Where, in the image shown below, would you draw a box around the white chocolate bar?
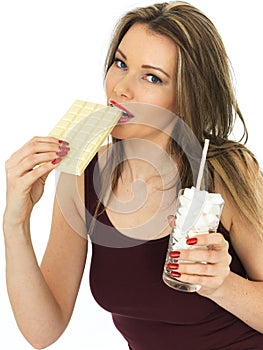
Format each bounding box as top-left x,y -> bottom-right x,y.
48,100 -> 121,175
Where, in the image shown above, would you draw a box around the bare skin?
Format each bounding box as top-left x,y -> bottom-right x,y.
3,23 -> 263,349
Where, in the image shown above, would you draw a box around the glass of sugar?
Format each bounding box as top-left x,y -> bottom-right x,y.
162,139 -> 224,292
162,186 -> 224,292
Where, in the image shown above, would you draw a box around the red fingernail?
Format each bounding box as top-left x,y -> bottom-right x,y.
186,238 -> 198,245
59,145 -> 70,150
167,263 -> 179,270
52,157 -> 62,165
169,251 -> 181,258
59,140 -> 70,146
171,271 -> 181,278
56,149 -> 69,157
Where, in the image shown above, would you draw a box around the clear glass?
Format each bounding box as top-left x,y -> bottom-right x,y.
163,187 -> 224,292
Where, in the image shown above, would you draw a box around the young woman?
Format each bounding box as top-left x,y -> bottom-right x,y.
3,2 -> 263,349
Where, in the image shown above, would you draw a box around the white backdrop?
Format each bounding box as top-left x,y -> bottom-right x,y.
0,1 -> 262,349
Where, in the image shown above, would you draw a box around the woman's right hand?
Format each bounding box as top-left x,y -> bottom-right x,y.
4,136 -> 70,228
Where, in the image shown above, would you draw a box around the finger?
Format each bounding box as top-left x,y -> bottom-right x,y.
187,232 -> 229,251
7,146 -> 69,179
20,153 -> 63,176
7,138 -> 70,174
8,136 -> 62,166
172,272 -> 224,290
177,247 -> 225,264
168,261 -> 223,277
19,160 -> 60,191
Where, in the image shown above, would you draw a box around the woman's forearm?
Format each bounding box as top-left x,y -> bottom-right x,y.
4,221 -> 66,349
206,272 -> 263,333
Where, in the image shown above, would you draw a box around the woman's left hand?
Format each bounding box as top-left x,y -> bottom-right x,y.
168,232 -> 232,296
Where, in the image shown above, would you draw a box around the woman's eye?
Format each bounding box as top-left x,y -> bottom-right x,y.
145,74 -> 162,84
114,58 -> 127,70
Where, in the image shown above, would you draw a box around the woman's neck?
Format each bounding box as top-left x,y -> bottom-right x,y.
120,138 -> 177,185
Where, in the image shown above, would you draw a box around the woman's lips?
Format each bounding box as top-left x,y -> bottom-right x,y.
109,100 -> 135,123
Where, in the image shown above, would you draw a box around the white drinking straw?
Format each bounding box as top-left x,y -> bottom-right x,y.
196,139 -> 210,191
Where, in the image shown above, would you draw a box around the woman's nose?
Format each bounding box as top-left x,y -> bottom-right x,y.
113,74 -> 134,100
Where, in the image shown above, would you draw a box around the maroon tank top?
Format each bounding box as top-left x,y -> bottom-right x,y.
85,154 -> 263,350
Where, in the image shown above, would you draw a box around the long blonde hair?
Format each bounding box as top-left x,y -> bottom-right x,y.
94,1 -> 263,239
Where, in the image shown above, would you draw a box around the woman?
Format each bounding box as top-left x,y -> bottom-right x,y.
3,2 -> 263,349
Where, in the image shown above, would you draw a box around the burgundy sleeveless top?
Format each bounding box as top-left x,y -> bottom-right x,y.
85,154 -> 263,350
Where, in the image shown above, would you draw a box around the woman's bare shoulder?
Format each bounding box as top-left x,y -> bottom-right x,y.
214,152 -> 263,280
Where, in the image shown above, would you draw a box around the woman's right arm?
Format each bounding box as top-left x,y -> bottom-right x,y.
3,137 -> 88,349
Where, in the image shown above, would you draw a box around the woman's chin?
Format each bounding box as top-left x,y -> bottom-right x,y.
111,124 -> 138,140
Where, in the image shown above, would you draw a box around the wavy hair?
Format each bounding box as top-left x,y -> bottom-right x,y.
92,1 -> 263,239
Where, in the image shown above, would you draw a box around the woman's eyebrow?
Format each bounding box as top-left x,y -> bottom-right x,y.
116,48 -> 127,60
116,48 -> 171,79
141,64 -> 171,78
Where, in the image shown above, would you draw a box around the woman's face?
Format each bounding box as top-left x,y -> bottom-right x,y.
105,23 -> 178,143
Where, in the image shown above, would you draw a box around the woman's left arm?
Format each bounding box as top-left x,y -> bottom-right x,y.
204,206 -> 263,333
173,210 -> 263,333
207,158 -> 263,333
170,160 -> 263,333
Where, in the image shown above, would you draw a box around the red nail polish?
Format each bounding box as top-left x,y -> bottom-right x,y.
59,145 -> 70,150
52,157 -> 62,165
167,263 -> 179,270
171,271 -> 181,278
56,150 -> 69,157
169,251 -> 181,258
186,237 -> 198,245
59,140 -> 70,146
